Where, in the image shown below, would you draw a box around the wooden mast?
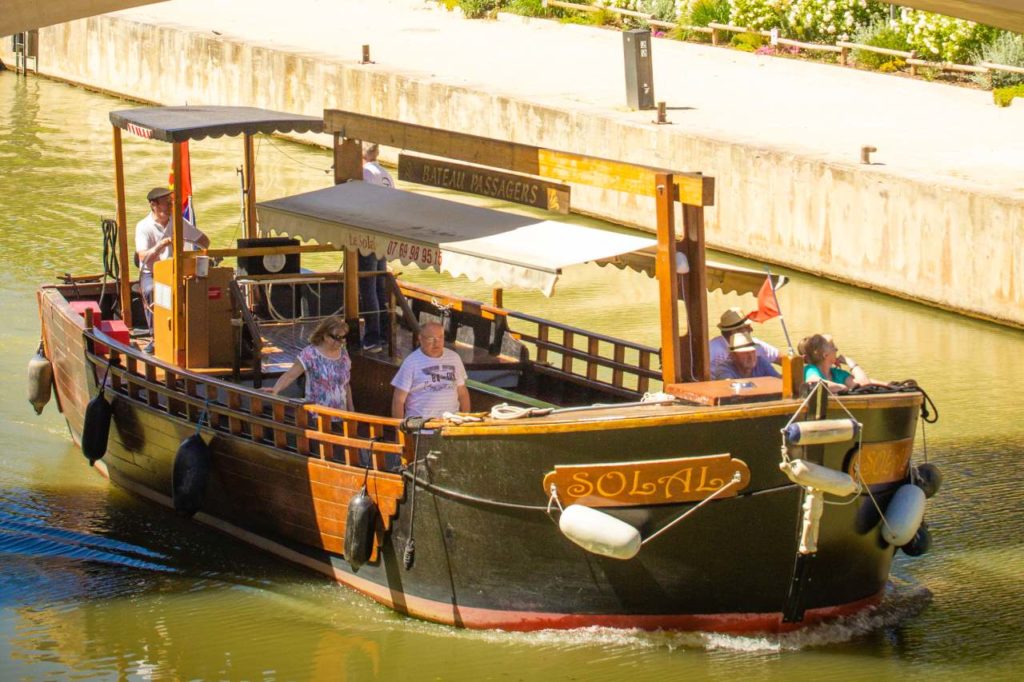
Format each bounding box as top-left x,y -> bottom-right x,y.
333,132 -> 364,344
681,202 -> 710,381
243,133 -> 258,239
654,172 -> 681,385
171,142 -> 185,366
112,125 -> 132,328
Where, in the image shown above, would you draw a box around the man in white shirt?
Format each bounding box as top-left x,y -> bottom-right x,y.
709,307 -> 780,371
358,143 -> 394,352
135,186 -> 209,334
391,322 -> 471,419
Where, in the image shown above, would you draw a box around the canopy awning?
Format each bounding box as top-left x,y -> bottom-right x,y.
109,106 -> 323,143
257,182 -> 783,297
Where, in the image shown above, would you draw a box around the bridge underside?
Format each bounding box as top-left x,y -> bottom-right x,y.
1,2 -> 1022,57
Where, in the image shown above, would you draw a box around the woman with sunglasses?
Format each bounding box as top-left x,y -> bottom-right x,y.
799,333 -> 871,392
264,317 -> 354,412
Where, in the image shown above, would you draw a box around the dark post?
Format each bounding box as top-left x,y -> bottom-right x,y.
623,29 -> 655,111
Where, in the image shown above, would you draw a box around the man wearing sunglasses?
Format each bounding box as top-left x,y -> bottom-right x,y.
391,322 -> 470,419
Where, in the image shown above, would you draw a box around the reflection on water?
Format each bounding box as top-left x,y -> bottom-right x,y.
2,70 -> 1024,680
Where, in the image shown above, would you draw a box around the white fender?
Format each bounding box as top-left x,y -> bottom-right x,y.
559,504 -> 641,561
783,419 -> 859,445
881,484 -> 927,546
779,459 -> 858,497
27,349 -> 53,415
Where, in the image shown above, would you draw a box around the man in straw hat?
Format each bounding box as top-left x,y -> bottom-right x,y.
712,331 -> 781,380
710,307 -> 780,370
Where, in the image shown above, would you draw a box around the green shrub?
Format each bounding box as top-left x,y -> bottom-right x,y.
458,0 -> 500,18
508,0 -> 548,17
993,83 -> 1024,106
640,0 -> 683,23
852,20 -> 911,70
687,0 -> 731,27
877,59 -> 905,73
896,9 -> 999,63
731,31 -> 765,51
974,32 -> 1024,89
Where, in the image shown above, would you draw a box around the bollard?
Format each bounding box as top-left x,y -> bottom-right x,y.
361,44 -> 372,64
654,101 -> 668,124
860,146 -> 877,164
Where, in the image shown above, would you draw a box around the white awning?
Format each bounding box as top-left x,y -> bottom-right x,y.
257,182 -> 655,296
257,182 -> 785,297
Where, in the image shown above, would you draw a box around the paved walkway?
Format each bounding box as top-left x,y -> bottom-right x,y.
114,0 -> 1024,198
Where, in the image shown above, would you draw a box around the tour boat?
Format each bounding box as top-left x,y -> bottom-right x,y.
33,106 -> 939,632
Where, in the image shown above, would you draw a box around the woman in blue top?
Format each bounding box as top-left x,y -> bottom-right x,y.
800,334 -> 870,391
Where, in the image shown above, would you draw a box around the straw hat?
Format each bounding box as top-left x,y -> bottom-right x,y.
728,331 -> 757,353
717,307 -> 749,332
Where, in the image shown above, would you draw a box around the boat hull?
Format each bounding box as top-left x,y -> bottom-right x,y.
39,287 -> 921,633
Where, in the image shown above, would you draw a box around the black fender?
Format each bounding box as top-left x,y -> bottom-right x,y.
344,485 -> 379,572
82,393 -> 113,464
173,434 -> 211,518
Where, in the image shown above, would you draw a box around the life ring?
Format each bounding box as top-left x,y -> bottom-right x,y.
344,486 -> 379,572
27,347 -> 53,415
172,434 -> 211,518
81,393 -> 113,464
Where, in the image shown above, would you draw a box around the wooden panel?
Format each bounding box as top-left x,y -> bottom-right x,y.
665,377 -> 784,406
847,438 -> 914,485
323,110 -> 713,205
542,454 -> 750,507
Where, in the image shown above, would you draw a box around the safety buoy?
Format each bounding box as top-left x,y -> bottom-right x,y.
344,485 -> 379,572
81,393 -> 113,465
779,459 -> 858,497
783,418 -> 859,445
881,484 -> 927,546
27,348 -> 53,415
172,435 -> 211,517
900,520 -> 932,557
913,463 -> 943,499
558,504 -> 642,560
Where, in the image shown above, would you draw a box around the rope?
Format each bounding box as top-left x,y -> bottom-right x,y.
194,397 -> 211,436
641,472 -> 743,545
489,403 -> 553,420
99,218 -> 119,317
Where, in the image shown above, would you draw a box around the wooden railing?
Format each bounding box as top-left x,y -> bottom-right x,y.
543,1 -> 1021,84
87,329 -> 411,469
399,282 -> 661,396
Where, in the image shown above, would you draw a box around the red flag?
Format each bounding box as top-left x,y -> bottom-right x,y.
747,276 -> 780,323
168,141 -> 196,225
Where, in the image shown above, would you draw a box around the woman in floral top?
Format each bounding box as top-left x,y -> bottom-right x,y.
264,317 -> 353,411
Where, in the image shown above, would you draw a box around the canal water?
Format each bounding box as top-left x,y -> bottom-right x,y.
1,70 -> 1022,681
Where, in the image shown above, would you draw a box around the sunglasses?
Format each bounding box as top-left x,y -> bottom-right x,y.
328,333 -> 346,343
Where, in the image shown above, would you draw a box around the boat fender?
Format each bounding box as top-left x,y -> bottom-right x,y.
558,504 -> 641,561
779,459 -> 858,497
900,520 -> 932,557
783,419 -> 859,445
881,484 -> 927,547
172,435 -> 211,517
81,393 -> 113,465
913,463 -> 943,499
344,485 -> 379,572
27,348 -> 53,415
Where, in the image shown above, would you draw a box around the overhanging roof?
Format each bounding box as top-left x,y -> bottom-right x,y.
257,182 -> 780,297
109,106 -> 323,143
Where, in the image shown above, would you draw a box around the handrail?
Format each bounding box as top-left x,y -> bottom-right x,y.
84,329 -> 410,471
398,281 -> 660,394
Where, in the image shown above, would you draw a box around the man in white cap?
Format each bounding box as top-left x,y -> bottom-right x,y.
713,331 -> 781,380
135,186 -> 209,341
709,307 -> 780,370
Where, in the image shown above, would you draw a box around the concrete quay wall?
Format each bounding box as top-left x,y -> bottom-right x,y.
4,14 -> 1022,328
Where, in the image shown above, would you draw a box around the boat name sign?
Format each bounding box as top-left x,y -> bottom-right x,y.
543,454 -> 750,508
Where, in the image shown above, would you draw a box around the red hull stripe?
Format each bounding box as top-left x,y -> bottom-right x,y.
95,461 -> 881,633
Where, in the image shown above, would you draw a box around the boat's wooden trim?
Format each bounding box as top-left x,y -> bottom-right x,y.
323,110 -> 714,207
441,392 -> 922,436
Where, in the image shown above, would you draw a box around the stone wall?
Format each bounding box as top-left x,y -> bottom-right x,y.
4,13 -> 1021,327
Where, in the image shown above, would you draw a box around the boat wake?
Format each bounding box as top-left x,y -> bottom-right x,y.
461,580 -> 933,653
0,503 -> 175,573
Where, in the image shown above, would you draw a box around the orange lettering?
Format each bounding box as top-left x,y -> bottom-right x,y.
658,467 -> 694,498
596,471 -> 627,498
566,472 -> 594,499
628,469 -> 657,496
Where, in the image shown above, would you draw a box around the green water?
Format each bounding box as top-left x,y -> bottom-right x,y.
1,71 -> 1023,680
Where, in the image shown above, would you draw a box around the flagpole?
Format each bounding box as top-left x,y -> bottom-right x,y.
766,269 -> 794,355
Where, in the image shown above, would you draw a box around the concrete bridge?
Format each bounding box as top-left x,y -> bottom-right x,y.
4,1 -> 1024,37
